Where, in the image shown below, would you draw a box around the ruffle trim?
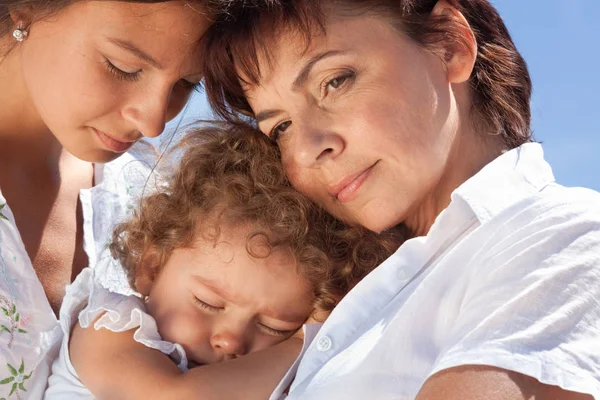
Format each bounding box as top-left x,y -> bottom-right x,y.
63,268 -> 188,371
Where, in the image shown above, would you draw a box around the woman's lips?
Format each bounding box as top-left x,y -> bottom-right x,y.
93,128 -> 136,153
329,162 -> 378,204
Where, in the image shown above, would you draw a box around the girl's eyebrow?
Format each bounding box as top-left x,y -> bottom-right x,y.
263,306 -> 309,324
192,275 -> 233,302
106,37 -> 163,69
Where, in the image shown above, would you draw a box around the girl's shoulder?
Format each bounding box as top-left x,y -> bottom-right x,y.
0,189 -> 62,399
59,268 -> 187,371
45,268 -> 187,398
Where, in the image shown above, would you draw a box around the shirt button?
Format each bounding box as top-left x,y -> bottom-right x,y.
316,335 -> 332,352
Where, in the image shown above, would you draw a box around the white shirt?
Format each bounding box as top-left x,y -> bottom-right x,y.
272,143 -> 600,400
44,268 -> 187,399
0,142 -> 158,399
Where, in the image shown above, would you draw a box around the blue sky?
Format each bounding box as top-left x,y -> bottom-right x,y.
495,0 -> 600,190
174,0 -> 599,191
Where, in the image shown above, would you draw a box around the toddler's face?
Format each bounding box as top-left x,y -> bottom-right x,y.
145,224 -> 314,365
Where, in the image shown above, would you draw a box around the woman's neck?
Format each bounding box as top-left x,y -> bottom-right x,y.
403,94 -> 507,238
0,43 -> 64,170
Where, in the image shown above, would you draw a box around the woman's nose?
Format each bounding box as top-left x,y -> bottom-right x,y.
291,121 -> 345,168
121,86 -> 171,139
210,330 -> 247,359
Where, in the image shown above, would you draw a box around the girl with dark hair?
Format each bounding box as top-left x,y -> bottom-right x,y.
0,1 -> 212,397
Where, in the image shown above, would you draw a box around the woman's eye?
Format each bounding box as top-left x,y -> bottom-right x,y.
270,120 -> 292,142
323,72 -> 354,95
328,77 -> 345,90
104,58 -> 142,82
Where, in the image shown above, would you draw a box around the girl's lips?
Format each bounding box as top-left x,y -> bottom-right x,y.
330,162 -> 378,204
92,128 -> 136,153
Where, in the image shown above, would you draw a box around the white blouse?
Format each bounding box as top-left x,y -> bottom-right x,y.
0,142 -> 159,399
272,143 -> 600,399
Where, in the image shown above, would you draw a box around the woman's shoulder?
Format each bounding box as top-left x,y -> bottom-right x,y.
489,181 -> 600,233
512,182 -> 600,234
538,182 -> 600,212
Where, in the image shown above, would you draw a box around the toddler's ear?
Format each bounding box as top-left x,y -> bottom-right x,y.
135,270 -> 154,297
134,252 -> 159,296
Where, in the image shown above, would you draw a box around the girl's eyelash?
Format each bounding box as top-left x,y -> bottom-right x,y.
104,58 -> 141,82
193,297 -> 220,312
259,324 -> 292,336
192,296 -> 292,336
178,79 -> 202,92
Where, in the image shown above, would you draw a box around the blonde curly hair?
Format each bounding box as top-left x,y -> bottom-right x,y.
111,122 -> 404,312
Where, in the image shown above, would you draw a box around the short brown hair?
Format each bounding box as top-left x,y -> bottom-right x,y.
202,0 -> 533,149
111,123 -> 403,312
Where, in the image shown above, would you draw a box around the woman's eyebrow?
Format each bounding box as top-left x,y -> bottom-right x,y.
106,37 -> 163,69
291,49 -> 346,90
256,108 -> 283,124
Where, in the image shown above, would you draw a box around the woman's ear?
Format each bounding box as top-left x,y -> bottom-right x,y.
430,0 -> 477,84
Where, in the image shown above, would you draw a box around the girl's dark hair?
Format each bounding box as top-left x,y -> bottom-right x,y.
202,0 -> 533,149
1,0 -> 217,54
111,123 -> 404,313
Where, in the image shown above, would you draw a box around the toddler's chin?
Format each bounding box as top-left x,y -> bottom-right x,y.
187,360 -> 203,368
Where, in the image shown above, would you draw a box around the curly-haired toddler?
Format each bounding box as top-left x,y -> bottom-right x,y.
45,123 -> 401,399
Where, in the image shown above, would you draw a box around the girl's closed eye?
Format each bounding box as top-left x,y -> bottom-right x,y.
176,78 -> 202,92
258,323 -> 296,337
193,296 -> 221,312
104,57 -> 142,82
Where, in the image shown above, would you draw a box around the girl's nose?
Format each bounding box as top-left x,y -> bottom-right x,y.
209,330 -> 247,359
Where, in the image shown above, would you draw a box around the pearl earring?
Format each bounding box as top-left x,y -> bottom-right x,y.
12,23 -> 28,42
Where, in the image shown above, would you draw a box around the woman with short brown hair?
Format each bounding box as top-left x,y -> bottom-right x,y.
201,1 -> 600,398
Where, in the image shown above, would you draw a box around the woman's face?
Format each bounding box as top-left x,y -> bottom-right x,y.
14,1 -> 210,163
244,13 -> 465,232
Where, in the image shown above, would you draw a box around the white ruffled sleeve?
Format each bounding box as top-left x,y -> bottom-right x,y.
45,268 -> 188,399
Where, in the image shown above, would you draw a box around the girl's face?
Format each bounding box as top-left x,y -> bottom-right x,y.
12,1 -> 210,162
145,224 -> 314,365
